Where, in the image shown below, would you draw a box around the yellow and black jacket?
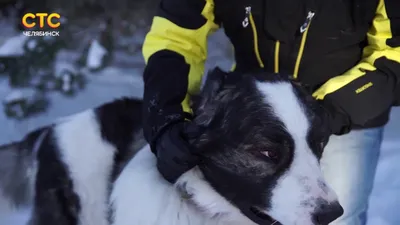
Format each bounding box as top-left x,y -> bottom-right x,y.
142,0 -> 400,143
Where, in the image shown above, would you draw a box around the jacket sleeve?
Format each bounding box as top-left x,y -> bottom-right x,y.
141,0 -> 220,143
312,0 -> 400,131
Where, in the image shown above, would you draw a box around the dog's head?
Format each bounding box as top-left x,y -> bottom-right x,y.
175,67 -> 343,225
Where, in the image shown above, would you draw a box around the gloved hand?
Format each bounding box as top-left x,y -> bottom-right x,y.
141,50 -> 207,183
154,121 -> 204,183
318,98 -> 352,136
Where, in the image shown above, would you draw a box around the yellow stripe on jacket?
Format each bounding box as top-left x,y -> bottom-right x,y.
142,0 -> 220,114
313,0 -> 400,100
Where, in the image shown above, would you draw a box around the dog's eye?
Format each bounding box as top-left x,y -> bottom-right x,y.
261,150 -> 279,160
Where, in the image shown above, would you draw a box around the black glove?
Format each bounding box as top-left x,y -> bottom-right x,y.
141,50 -> 207,183
319,99 -> 352,136
155,121 -> 204,183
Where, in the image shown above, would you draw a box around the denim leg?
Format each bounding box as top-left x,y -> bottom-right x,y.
320,127 -> 384,225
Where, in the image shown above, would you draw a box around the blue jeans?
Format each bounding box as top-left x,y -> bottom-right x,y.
320,127 -> 384,225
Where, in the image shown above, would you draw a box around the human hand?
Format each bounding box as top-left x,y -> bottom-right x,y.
154,121 -> 204,183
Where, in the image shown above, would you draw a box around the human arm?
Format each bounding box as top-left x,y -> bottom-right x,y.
142,0 -> 219,146
313,0 -> 400,134
141,0 -> 220,182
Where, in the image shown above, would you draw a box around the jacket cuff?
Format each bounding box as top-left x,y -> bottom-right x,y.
146,110 -> 194,155
319,99 -> 352,135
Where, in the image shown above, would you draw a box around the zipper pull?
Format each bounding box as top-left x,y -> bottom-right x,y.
242,6 -> 252,28
300,11 -> 315,33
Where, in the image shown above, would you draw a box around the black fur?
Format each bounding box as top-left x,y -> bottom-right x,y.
30,129 -> 81,225
94,97 -> 146,225
290,82 -> 331,159
189,67 -> 329,224
94,97 -> 146,181
190,69 -> 294,224
0,67 -> 335,225
0,126 -> 51,209
25,98 -> 147,225
0,141 -> 30,207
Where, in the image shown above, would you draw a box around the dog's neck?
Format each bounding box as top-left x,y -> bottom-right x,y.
110,146 -> 256,225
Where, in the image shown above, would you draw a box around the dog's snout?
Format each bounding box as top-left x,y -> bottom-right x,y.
312,201 -> 344,225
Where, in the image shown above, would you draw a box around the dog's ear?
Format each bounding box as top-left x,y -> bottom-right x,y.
192,67 -> 227,127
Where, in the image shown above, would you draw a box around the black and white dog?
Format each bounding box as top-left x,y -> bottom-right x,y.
0,68 -> 344,225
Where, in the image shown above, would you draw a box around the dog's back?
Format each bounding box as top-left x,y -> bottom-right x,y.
0,98 -> 146,225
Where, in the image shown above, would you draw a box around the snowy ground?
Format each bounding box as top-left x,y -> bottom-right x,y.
0,26 -> 399,225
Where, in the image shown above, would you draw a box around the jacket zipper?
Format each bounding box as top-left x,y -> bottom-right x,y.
293,11 -> 315,79
274,41 -> 280,73
243,6 -> 265,68
230,43 -> 236,71
242,8 -> 314,76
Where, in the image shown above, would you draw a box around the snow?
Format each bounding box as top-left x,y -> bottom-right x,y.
25,39 -> 37,51
54,61 -> 78,77
86,39 -> 107,70
61,73 -> 72,92
0,25 -> 399,225
3,89 -> 25,103
0,34 -> 28,57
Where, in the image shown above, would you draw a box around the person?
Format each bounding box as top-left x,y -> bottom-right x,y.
141,0 -> 400,224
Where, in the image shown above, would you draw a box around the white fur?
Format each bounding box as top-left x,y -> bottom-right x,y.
110,145 -> 257,225
55,110 -> 116,225
256,81 -> 339,225
0,200 -> 31,225
0,192 -> 30,225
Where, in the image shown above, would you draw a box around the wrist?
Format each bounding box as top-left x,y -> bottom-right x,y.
149,112 -> 194,155
320,99 -> 352,135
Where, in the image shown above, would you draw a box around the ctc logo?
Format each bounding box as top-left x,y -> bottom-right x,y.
22,13 -> 61,29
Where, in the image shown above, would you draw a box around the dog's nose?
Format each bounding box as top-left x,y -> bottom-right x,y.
312,201 -> 344,225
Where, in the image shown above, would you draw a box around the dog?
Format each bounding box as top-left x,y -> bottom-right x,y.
0,67 -> 344,225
